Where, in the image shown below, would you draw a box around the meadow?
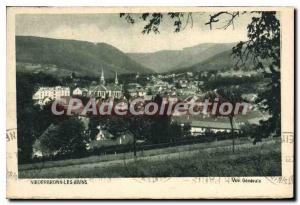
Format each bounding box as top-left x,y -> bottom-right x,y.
19,138 -> 281,178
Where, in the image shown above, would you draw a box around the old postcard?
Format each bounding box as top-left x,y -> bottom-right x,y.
6,7 -> 294,199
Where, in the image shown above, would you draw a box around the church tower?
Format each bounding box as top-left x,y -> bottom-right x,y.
100,68 -> 105,85
114,72 -> 119,85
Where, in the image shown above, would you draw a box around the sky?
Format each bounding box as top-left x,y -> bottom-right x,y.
16,12 -> 256,53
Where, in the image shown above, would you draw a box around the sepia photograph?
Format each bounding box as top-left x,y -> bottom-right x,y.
6,6 -> 294,199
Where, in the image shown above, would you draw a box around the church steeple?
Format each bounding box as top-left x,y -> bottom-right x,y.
114,72 -> 118,85
100,68 -> 105,85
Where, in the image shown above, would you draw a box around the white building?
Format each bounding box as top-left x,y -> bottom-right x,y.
172,116 -> 240,136
189,120 -> 239,135
72,87 -> 88,96
32,86 -> 70,104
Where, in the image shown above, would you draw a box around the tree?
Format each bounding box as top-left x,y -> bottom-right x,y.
16,72 -> 61,163
120,12 -> 241,34
148,94 -> 173,144
217,87 -> 243,153
128,115 -> 153,156
203,87 -> 242,152
241,122 -> 258,140
88,116 -> 102,140
105,116 -> 129,138
167,122 -> 182,142
232,12 -> 280,143
39,118 -> 87,157
182,123 -> 191,138
123,84 -> 131,100
150,115 -> 171,144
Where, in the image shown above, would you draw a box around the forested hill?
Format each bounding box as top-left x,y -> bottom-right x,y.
173,49 -> 255,73
127,43 -> 235,73
174,50 -> 234,73
16,36 -> 153,77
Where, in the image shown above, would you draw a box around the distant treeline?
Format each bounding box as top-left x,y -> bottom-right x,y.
204,75 -> 264,90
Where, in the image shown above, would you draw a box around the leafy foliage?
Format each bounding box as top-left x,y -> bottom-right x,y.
120,12 -> 240,33
39,118 -> 87,157
232,12 -> 281,143
17,72 -> 61,163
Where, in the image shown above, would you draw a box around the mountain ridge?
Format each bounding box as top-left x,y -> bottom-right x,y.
16,36 -> 239,77
173,50 -> 233,73
127,42 -> 236,73
16,36 -> 153,78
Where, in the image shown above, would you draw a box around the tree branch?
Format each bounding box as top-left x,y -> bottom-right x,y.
205,12 -> 240,30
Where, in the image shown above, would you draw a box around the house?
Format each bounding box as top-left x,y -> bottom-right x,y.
153,80 -> 169,91
178,80 -> 188,88
89,84 -> 110,98
186,72 -> 193,77
110,84 -> 123,98
95,128 -> 114,141
32,140 -> 43,158
127,83 -> 143,97
87,131 -> 134,150
143,95 -> 154,101
172,109 -> 270,136
72,87 -> 88,96
189,119 -> 240,135
115,132 -> 134,145
32,86 -> 70,105
136,88 -> 146,97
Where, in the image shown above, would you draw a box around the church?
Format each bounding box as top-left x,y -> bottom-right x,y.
88,69 -> 123,99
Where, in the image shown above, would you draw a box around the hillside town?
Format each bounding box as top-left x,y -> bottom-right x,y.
30,68 -> 270,158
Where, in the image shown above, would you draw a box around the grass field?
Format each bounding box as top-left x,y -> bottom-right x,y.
20,138 -> 251,171
19,138 -> 281,178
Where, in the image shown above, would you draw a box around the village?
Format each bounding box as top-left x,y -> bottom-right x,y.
30,67 -> 270,159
